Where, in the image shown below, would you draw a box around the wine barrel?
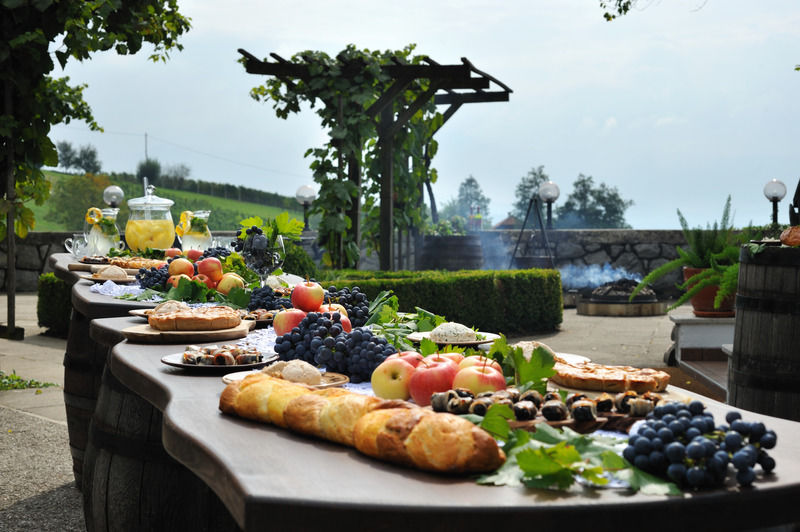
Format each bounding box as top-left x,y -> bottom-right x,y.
82,367 -> 238,532
63,309 -> 109,488
419,235 -> 483,270
728,245 -> 800,421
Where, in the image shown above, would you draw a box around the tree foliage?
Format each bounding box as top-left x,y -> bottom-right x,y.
77,144 -> 101,174
248,44 -> 442,268
56,141 -> 76,171
45,173 -> 111,229
137,158 -> 162,182
554,174 -> 633,229
0,0 -> 190,240
510,165 -> 550,221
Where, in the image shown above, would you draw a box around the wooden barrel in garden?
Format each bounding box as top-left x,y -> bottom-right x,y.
82,367 -> 238,532
63,309 -> 109,488
419,235 -> 483,270
728,245 -> 800,421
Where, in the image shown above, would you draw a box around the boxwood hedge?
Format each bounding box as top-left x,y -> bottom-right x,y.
327,269 -> 562,334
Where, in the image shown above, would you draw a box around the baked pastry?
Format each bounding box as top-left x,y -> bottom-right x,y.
110,257 -> 167,270
550,357 -> 670,393
780,226 -> 800,247
219,373 -> 505,473
149,300 -> 191,315
93,265 -> 128,280
148,305 -> 241,331
263,360 -> 322,385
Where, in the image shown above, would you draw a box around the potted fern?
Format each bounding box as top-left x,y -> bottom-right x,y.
630,196 -> 746,316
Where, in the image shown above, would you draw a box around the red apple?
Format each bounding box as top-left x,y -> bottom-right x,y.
371,358 -> 415,400
216,272 -> 245,295
387,351 -> 424,368
196,257 -> 224,282
192,273 -> 216,289
424,354 -> 460,370
166,273 -> 192,289
291,280 -> 325,312
186,248 -> 204,262
407,357 -> 458,406
458,356 -> 503,374
165,247 -> 182,258
339,315 -> 352,333
433,352 -> 465,365
273,308 -> 308,336
318,303 -> 348,317
167,257 -> 194,277
452,365 -> 506,395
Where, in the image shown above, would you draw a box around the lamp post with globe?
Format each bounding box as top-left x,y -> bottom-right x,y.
295,185 -> 316,231
763,179 -> 786,226
538,181 -> 560,229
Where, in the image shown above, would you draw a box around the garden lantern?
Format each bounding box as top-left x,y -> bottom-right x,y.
763,179 -> 787,226
538,181 -> 560,229
295,185 -> 316,230
103,185 -> 124,208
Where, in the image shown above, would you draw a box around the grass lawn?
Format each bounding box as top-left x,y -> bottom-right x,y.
28,170 -> 302,232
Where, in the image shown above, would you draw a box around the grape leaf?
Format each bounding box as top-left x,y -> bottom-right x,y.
613,461 -> 683,496
479,403 -> 515,441
215,286 -> 250,309
486,335 -> 556,394
164,277 -> 212,302
419,338 -> 438,356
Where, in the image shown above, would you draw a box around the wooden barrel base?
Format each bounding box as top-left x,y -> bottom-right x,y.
419,235 -> 483,270
83,367 -> 239,532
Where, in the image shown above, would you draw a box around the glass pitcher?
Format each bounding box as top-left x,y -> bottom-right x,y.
125,183 -> 175,252
83,207 -> 124,256
176,210 -> 212,252
64,232 -> 89,259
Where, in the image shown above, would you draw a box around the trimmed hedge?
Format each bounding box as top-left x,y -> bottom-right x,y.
37,273 -> 72,338
328,269 -> 562,334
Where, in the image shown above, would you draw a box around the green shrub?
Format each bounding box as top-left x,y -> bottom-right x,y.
37,273 -> 71,337
328,269 -> 562,334
283,241 -> 318,279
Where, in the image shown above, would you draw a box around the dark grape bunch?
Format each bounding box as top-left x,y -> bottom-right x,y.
622,400 -> 777,489
201,246 -> 232,260
273,311 -> 397,383
231,225 -> 262,253
137,265 -> 170,290
324,285 -> 370,327
247,286 -> 292,312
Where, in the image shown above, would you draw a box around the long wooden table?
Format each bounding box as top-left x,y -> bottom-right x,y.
93,316 -> 800,532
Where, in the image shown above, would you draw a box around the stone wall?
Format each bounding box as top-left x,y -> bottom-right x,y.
2,230 -> 688,296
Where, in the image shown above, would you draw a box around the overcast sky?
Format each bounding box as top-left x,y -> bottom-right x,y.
49,0 -> 800,229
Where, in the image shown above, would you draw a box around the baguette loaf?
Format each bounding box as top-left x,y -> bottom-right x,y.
218,373 -> 505,474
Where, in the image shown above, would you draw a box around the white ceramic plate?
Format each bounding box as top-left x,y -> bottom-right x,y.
555,352 -> 591,364
161,352 -> 278,372
405,330 -> 501,346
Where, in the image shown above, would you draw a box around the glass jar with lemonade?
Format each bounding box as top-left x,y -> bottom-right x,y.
176,210 -> 212,251
83,207 -> 124,256
125,184 -> 175,252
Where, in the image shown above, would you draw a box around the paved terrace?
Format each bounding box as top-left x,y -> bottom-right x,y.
0,293 -> 715,531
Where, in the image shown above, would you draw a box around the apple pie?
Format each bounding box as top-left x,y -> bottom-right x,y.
551,357 -> 670,394
148,305 -> 241,331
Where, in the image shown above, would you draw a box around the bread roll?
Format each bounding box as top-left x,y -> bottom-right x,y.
219,374 -> 505,474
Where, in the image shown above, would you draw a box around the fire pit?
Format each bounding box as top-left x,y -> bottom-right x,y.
576,279 -> 667,316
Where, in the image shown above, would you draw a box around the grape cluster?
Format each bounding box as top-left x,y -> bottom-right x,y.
231,225 -> 262,253
273,312 -> 397,383
324,286 -> 370,327
137,265 -> 170,290
247,286 -> 292,311
622,400 -> 777,489
201,246 -> 232,260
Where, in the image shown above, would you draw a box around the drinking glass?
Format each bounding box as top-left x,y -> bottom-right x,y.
243,235 -> 286,286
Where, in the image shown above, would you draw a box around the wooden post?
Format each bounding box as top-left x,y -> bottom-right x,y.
347,150 -> 361,268
2,78 -> 22,340
379,105 -> 394,271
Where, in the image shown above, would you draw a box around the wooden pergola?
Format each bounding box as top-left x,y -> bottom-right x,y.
239,49 -> 512,270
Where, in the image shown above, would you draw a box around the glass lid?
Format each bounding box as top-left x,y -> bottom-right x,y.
127,179 -> 174,209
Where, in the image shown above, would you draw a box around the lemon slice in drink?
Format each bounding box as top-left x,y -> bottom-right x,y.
85,207 -> 103,224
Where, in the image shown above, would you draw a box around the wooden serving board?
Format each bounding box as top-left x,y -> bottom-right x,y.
121,320 -> 255,344
68,262 -> 139,275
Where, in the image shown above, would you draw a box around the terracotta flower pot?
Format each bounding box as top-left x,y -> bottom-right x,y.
683,267 -> 735,317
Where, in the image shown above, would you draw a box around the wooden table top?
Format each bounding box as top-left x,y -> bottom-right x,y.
94,317 -> 800,531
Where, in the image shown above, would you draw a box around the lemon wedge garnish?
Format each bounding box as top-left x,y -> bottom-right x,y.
175,223 -> 185,237
179,211 -> 192,225
85,207 -> 102,225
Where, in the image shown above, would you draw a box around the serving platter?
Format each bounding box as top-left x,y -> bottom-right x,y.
221,370 -> 349,389
405,330 -> 501,346
161,352 -> 278,372
121,320 -> 255,344
77,273 -> 138,284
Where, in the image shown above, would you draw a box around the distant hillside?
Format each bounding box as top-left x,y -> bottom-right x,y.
30,170 -> 305,232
